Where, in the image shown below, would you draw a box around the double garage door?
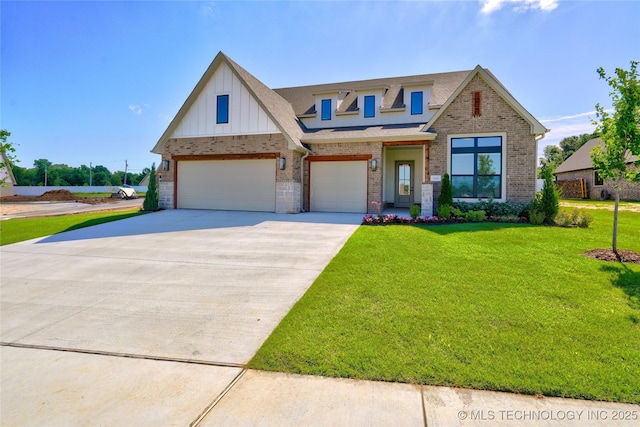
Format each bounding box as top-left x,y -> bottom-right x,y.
177,159 -> 276,211
177,159 -> 367,213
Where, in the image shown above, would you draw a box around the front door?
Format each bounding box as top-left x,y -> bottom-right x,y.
395,161 -> 414,208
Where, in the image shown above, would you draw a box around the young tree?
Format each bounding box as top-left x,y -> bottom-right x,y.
437,173 -> 453,207
142,163 -> 159,211
539,165 -> 559,224
590,61 -> 640,257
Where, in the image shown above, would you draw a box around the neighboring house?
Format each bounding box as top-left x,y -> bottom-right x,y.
152,52 -> 548,214
555,137 -> 640,200
0,151 -> 16,197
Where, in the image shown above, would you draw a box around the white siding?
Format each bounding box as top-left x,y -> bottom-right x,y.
172,63 -> 278,138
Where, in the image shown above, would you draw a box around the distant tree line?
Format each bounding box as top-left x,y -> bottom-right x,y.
11,159 -> 150,187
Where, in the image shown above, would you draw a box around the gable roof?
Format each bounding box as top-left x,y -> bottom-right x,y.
152,52 -> 308,154
554,137 -> 639,174
1,151 -> 16,185
422,65 -> 548,136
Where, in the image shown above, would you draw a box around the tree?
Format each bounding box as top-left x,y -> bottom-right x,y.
539,145 -> 564,174
142,163 -> 159,211
437,173 -> 453,207
0,129 -> 18,187
590,61 -> 640,257
539,165 -> 559,224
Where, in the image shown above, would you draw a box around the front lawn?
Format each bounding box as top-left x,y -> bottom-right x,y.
250,207 -> 640,403
0,209 -> 146,246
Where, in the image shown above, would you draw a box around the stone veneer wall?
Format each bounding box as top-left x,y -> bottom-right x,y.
159,133 -> 304,211
429,74 -> 538,209
303,141 -> 383,213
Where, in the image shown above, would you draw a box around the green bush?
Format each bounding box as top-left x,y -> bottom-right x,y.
142,163 -> 159,212
438,173 -> 453,207
437,204 -> 452,219
409,204 -> 421,220
453,200 -> 529,217
555,209 -> 593,228
463,210 -> 487,222
539,166 -> 560,224
529,209 -> 545,225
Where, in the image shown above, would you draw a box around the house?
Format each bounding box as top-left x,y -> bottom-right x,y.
555,137 -> 640,200
0,151 -> 16,197
151,52 -> 548,214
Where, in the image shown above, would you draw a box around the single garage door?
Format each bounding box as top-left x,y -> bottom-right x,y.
177,159 -> 276,211
310,161 -> 367,213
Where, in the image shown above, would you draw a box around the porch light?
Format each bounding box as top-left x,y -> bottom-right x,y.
279,156 -> 286,170
371,159 -> 377,171
162,160 -> 170,171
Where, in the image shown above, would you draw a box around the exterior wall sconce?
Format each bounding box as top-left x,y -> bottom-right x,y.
162,160 -> 170,171
279,156 -> 286,170
371,159 -> 377,171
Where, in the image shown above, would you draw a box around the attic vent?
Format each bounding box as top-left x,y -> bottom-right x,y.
472,91 -> 482,117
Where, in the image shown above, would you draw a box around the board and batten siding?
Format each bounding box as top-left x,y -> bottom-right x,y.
172,62 -> 279,138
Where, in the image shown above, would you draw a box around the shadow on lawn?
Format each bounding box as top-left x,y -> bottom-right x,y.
408,221 -> 535,235
601,264 -> 640,315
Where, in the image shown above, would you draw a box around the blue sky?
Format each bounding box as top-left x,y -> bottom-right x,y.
2,0 -> 639,175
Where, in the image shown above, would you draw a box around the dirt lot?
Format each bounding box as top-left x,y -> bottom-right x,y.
560,201 -> 640,212
0,190 -> 141,217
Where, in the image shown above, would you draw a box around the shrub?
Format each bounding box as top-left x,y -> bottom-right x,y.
437,204 -> 452,219
529,209 -> 545,225
438,173 -> 453,207
452,200 -> 529,217
539,166 -> 560,225
554,209 -> 593,228
463,210 -> 487,222
409,204 -> 421,220
142,163 -> 159,212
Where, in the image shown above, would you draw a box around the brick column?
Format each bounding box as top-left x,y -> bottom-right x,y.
275,181 -> 301,213
159,181 -> 174,209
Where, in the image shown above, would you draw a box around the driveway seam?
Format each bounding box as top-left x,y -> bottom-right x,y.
189,368 -> 247,427
0,342 -> 246,368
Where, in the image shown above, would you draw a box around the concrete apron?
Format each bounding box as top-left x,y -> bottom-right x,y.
0,209 -> 362,426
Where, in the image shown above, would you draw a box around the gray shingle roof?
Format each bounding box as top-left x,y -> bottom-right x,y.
301,124 -> 435,143
555,137 -> 639,174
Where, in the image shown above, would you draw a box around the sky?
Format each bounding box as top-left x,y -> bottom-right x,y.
2,0 -> 639,176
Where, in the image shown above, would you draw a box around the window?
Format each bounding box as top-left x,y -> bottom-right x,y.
216,95 -> 229,124
411,91 -> 423,115
472,91 -> 482,117
594,170 -> 604,186
321,99 -> 331,120
364,95 -> 375,118
451,136 -> 502,198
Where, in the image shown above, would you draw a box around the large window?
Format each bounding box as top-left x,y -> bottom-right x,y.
411,91 -> 423,115
216,95 -> 229,124
321,99 -> 331,120
364,95 -> 375,118
451,136 -> 502,198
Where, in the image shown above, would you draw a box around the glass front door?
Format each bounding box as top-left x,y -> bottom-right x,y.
395,161 -> 414,208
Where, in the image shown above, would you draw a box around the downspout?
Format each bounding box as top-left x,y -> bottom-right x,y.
299,149 -> 310,212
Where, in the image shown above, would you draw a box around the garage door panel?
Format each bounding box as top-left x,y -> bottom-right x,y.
310,161 -> 367,213
178,159 -> 275,211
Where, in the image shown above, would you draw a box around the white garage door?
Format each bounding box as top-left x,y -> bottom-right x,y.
310,161 -> 367,213
177,159 -> 276,211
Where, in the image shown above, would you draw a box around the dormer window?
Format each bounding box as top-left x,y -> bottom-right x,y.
321,99 -> 332,120
364,95 -> 375,118
411,91 -> 423,115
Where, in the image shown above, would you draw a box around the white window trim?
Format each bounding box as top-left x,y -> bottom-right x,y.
446,132 -> 507,202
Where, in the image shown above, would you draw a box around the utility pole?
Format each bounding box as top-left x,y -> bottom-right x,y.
89,162 -> 93,186
44,165 -> 48,186
123,160 -> 128,185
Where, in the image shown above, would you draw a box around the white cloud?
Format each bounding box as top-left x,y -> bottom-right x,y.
128,104 -> 150,115
480,0 -> 558,15
536,110 -> 600,162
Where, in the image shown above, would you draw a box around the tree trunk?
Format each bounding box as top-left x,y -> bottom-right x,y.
613,187 -> 620,261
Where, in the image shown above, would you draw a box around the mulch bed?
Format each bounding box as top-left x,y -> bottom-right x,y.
585,249 -> 640,264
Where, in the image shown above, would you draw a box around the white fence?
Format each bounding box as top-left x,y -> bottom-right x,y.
12,186 -> 148,197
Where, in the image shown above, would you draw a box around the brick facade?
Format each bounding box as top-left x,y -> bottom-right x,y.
429,74 -> 538,208
159,133 -> 304,211
556,169 -> 640,201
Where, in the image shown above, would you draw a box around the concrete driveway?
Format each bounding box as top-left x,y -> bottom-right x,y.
1,210 -> 361,426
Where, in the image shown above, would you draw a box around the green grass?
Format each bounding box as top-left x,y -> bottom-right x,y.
250,206 -> 640,403
0,209 -> 146,246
